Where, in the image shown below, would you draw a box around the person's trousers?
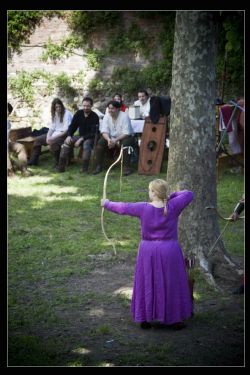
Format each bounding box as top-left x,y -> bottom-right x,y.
95,135 -> 135,168
49,135 -> 67,153
29,133 -> 47,164
58,137 -> 94,171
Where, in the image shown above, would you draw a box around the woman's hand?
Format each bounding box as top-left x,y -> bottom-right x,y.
101,198 -> 109,207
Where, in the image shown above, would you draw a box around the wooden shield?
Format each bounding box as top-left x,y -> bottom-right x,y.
138,116 -> 167,175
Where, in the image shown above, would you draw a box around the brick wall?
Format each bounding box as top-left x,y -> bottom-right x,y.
8,17 -> 87,75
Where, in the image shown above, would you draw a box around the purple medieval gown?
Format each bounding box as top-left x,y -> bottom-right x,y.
104,189 -> 194,325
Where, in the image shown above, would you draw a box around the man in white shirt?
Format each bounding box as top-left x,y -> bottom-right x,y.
134,90 -> 151,119
93,100 -> 135,176
28,98 -> 73,167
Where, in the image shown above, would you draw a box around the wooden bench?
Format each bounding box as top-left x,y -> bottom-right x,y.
9,127 -> 49,159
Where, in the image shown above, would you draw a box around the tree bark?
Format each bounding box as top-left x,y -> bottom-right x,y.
167,11 -> 242,289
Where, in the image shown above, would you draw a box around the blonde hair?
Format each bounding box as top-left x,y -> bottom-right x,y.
149,179 -> 168,215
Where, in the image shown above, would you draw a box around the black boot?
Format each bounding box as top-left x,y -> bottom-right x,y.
123,166 -> 132,176
28,146 -> 41,166
122,148 -> 132,176
56,157 -> 67,173
140,321 -> 152,329
81,160 -> 89,173
56,144 -> 70,172
52,150 -> 60,169
93,165 -> 102,175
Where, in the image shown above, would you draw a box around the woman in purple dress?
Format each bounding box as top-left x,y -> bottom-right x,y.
101,179 -> 194,329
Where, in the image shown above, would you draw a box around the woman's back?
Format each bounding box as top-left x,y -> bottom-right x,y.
141,202 -> 178,241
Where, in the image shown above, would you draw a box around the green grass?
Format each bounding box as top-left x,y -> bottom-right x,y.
216,169 -> 244,255
7,154 -> 244,366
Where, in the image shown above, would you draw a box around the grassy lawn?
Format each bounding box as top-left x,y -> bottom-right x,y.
7,154 -> 244,366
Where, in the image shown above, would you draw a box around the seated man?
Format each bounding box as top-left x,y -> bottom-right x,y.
28,98 -> 73,167
57,97 -> 100,173
93,100 -> 135,176
7,103 -> 32,177
134,89 -> 151,119
134,90 -> 171,124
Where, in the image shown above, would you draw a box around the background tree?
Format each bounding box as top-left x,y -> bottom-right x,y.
167,11 -> 243,289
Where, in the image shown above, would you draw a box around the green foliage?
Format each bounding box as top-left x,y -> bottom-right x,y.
108,22 -> 150,57
41,38 -> 68,63
68,11 -> 121,40
88,60 -> 172,99
141,61 -> 172,93
8,71 -> 35,105
109,67 -> 144,97
88,77 -> 106,97
223,14 -> 244,89
71,70 -> 86,86
85,49 -> 104,70
88,67 -> 143,99
8,11 -> 63,57
41,35 -> 82,63
55,72 -> 77,97
216,11 -> 244,100
8,70 -> 79,106
158,13 -> 175,60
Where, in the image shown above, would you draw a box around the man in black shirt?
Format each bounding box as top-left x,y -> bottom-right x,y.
57,97 -> 99,173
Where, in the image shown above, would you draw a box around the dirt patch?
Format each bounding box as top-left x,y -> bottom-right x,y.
48,253 -> 244,366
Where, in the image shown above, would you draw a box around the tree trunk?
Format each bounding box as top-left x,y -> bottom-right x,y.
167,11 -> 243,289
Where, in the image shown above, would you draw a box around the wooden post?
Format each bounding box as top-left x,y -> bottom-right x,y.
138,116 -> 167,175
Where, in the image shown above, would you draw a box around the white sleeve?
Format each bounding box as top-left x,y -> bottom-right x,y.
63,110 -> 73,130
145,100 -> 151,116
93,108 -> 105,118
100,114 -> 109,133
121,113 -> 133,135
48,121 -> 55,131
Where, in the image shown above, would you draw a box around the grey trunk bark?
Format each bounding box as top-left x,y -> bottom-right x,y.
167,11 -> 243,289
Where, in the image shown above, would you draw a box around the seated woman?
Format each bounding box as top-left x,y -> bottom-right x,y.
28,98 -> 73,168
105,93 -> 128,114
